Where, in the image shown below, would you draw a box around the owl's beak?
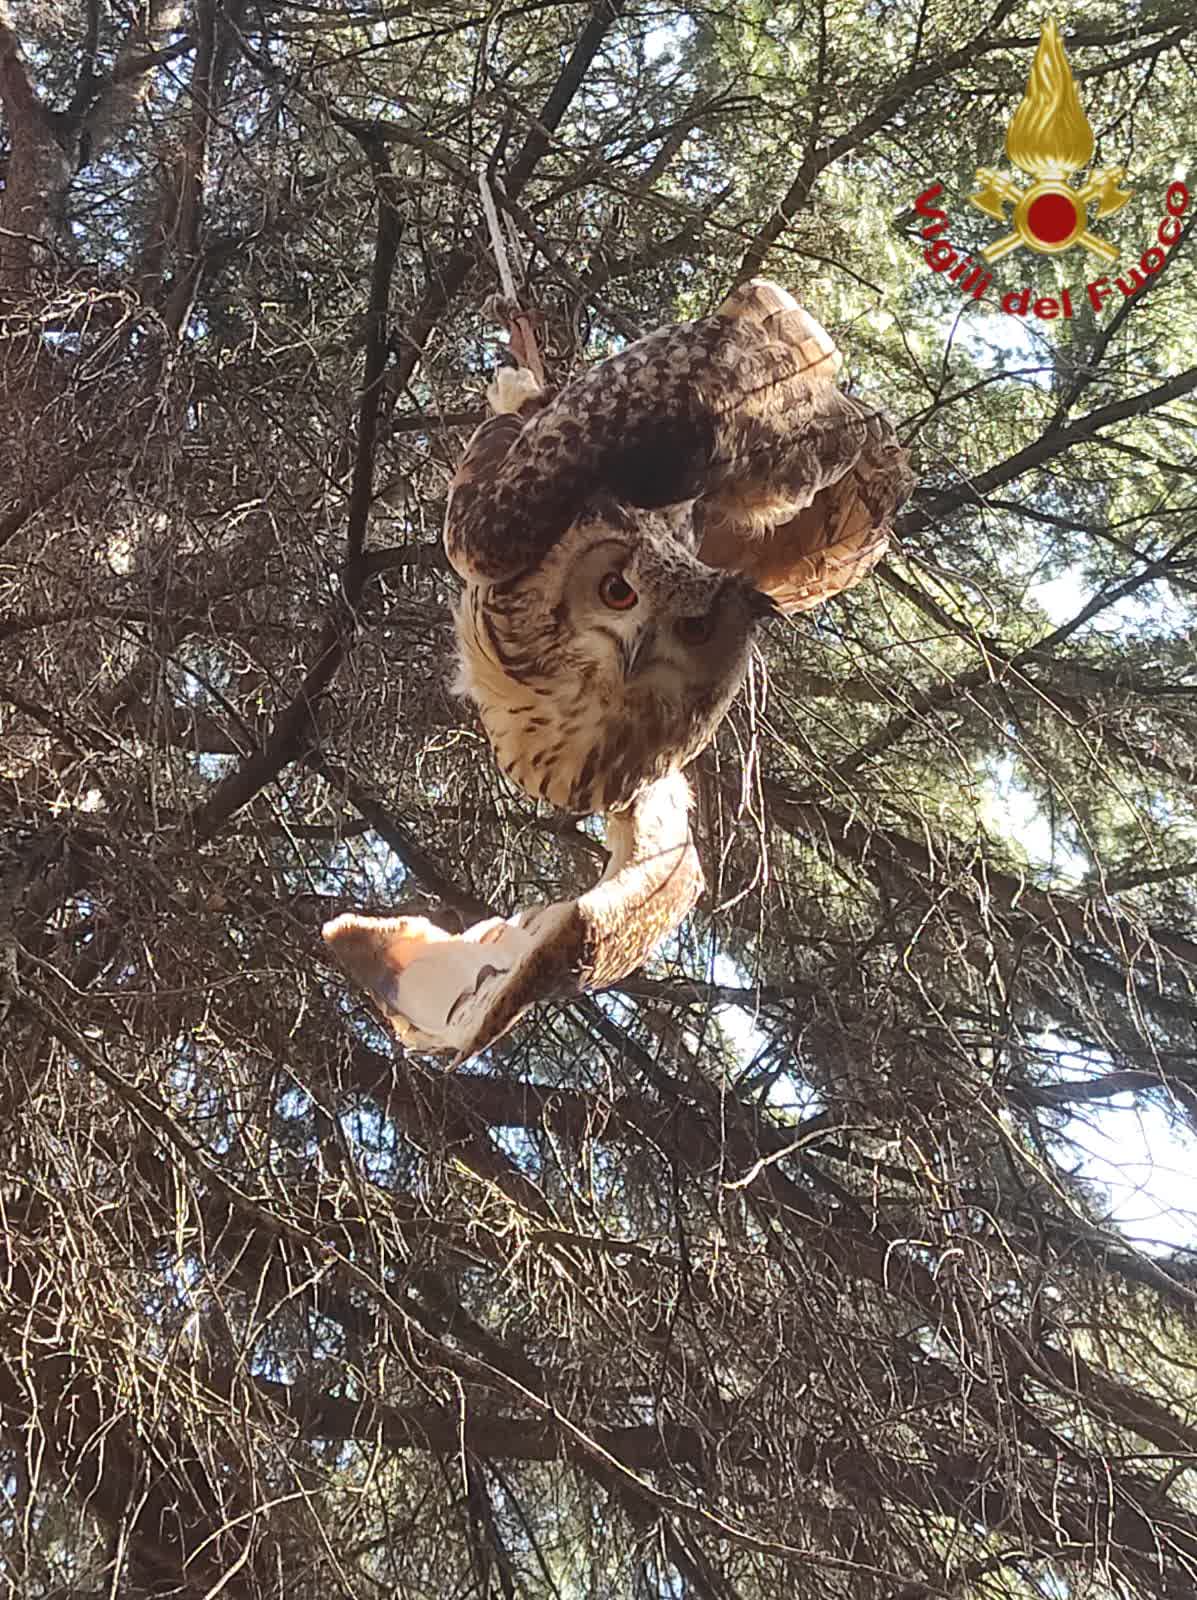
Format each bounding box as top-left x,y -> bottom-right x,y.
622,625 -> 657,679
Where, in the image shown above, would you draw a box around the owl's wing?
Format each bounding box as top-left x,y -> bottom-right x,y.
443,279 -> 911,597
691,283 -> 911,612
322,772 -> 701,1066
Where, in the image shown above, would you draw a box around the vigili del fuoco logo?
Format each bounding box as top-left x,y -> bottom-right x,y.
911,18 -> 1187,320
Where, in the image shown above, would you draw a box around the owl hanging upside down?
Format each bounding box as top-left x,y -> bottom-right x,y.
449,277 -> 911,813
325,280 -> 913,1063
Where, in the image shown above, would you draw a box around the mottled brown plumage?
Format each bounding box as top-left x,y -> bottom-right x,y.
446,280 -> 913,815
325,283 -> 912,1063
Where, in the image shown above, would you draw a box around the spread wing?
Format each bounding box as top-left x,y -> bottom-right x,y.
323,773 -> 701,1066
692,283 -> 911,611
443,279 -> 912,609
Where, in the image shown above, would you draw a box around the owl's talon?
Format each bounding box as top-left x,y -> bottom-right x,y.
487,366 -> 543,416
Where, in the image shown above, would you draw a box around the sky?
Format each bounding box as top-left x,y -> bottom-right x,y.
707,950 -> 1197,1255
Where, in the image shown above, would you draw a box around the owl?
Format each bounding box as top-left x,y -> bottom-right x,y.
445,278 -> 913,816
324,281 -> 914,1064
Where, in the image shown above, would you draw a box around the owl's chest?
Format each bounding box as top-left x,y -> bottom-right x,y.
484,685 -> 603,810
453,587 -> 673,812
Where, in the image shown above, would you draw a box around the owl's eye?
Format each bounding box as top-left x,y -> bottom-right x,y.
599,572 -> 637,610
675,612 -> 716,646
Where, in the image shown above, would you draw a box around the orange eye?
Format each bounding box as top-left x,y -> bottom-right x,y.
599,572 -> 637,610
675,612 -> 716,646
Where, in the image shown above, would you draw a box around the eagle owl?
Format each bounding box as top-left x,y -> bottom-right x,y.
445,279 -> 913,815
325,282 -> 914,1061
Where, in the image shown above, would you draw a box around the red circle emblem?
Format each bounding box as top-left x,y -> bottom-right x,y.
1026,191 -> 1077,245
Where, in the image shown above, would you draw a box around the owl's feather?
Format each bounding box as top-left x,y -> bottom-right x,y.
445,279 -> 911,605
445,280 -> 911,816
323,772 -> 701,1062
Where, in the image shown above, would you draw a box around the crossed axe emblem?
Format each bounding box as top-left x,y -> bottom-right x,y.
969,166 -> 1133,263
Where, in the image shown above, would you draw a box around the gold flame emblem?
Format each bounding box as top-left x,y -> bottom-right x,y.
969,19 -> 1131,262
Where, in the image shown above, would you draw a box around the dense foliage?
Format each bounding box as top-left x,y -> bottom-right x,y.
3,1 -> 1197,1595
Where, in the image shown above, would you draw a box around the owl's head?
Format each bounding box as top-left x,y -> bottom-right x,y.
551,503 -> 777,698
454,501 -> 778,814
515,504 -> 775,809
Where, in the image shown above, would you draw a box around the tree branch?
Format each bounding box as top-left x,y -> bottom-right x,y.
188,158 -> 403,841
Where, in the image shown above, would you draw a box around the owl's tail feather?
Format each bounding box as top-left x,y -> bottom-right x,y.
323,772 -> 702,1066
697,440 -> 906,613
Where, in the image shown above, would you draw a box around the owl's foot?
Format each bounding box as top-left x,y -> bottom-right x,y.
487,366 -> 543,416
